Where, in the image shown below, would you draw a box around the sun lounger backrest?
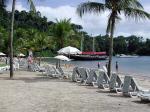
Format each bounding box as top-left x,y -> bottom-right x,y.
86,69 -> 98,84
57,67 -> 64,75
29,64 -> 35,71
103,66 -> 108,74
72,67 -> 78,82
77,67 -> 88,81
44,65 -> 49,72
116,75 -> 122,87
52,66 -> 60,74
97,70 -> 106,88
104,72 -> 110,83
109,73 -> 122,89
122,76 -> 132,93
44,65 -> 54,75
131,78 -> 140,91
91,69 -> 98,81
109,73 -> 118,89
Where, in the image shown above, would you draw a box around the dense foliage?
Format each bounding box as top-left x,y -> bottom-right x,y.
0,8 -> 150,56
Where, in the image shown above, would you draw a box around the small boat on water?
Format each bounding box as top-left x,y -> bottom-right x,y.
68,52 -> 108,60
116,54 -> 139,58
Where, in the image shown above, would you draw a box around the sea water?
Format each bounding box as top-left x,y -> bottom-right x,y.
43,56 -> 150,77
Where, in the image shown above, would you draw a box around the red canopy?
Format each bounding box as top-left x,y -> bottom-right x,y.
81,52 -> 106,55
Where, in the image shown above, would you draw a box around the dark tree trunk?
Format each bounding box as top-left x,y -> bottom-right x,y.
9,0 -> 16,79
108,14 -> 116,77
60,36 -> 64,48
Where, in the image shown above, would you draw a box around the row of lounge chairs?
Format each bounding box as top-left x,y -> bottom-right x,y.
5,59 -> 149,102
0,62 -> 19,74
71,66 -> 150,102
29,63 -> 68,79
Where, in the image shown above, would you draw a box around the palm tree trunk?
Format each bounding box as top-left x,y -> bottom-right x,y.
108,15 -> 115,77
9,0 -> 16,79
60,36 -> 64,48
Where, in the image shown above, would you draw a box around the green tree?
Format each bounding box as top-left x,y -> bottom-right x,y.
77,0 -> 150,76
113,36 -> 128,54
52,18 -> 73,49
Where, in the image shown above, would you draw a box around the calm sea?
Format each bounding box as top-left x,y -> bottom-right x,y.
43,56 -> 150,77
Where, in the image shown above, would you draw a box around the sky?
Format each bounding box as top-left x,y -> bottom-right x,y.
6,0 -> 150,38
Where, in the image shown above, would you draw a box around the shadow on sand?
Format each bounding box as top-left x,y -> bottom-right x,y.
0,74 -> 72,83
132,100 -> 150,104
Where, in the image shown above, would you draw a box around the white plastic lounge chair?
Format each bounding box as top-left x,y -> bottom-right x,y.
85,69 -> 98,85
138,91 -> 150,102
29,63 -> 36,72
76,67 -> 88,83
0,68 -> 4,74
57,67 -> 64,75
102,66 -> 108,74
57,66 -> 71,78
34,63 -> 45,72
51,66 -> 62,78
19,59 -> 28,68
116,76 -> 149,97
109,73 -> 123,92
93,69 -> 110,89
44,65 -> 60,78
29,63 -> 45,72
13,62 -> 19,70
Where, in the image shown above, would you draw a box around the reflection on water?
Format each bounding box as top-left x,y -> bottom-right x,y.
42,56 -> 150,77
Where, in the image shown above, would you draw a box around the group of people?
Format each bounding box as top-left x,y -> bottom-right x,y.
97,61 -> 118,72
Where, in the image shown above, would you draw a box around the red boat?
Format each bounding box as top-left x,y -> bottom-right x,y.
69,51 -> 108,60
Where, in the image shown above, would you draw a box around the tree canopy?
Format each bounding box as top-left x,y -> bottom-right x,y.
0,8 -> 150,56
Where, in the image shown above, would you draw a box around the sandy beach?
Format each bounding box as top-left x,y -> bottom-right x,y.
0,70 -> 150,112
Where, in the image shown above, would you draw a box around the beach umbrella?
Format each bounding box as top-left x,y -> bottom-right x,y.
0,52 -> 6,56
18,53 -> 25,57
57,46 -> 81,54
54,55 -> 71,68
54,55 -> 71,61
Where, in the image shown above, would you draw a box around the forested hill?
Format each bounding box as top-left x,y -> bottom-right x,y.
0,8 -> 150,56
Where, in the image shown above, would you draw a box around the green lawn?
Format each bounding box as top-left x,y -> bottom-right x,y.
0,64 -> 7,67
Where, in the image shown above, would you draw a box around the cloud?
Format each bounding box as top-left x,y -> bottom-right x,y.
36,5 -> 109,35
6,2 -> 150,38
6,1 -> 28,11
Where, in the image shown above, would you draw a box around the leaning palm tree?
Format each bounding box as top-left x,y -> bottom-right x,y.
9,0 -> 35,78
77,0 -> 150,77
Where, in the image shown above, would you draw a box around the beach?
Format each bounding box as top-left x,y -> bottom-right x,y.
0,70 -> 150,112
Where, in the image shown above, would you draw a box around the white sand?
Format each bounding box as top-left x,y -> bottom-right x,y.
0,70 -> 150,112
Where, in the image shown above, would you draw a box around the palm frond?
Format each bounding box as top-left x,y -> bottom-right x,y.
124,8 -> 150,21
122,0 -> 143,9
106,15 -> 112,35
28,0 -> 36,12
106,12 -> 121,34
0,0 -> 7,7
77,2 -> 106,17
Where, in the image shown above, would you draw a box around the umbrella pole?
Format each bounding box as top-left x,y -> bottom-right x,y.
56,60 -> 58,68
59,60 -> 60,67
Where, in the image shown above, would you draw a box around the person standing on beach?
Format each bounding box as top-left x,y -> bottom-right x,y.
97,62 -> 100,68
116,61 -> 118,72
27,55 -> 33,70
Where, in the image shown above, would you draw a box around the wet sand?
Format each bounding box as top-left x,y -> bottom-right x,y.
0,70 -> 150,112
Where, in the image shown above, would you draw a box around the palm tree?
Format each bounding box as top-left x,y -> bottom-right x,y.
77,0 -> 150,77
9,0 -> 35,78
52,18 -> 73,49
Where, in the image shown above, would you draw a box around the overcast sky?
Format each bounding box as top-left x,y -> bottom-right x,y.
7,0 -> 150,38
